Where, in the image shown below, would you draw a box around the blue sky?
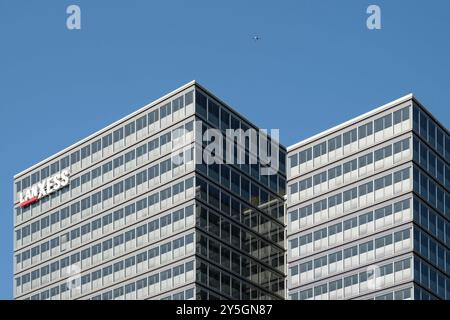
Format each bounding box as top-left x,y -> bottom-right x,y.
1,0 -> 449,299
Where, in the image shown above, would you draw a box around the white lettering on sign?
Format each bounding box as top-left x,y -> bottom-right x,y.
19,170 -> 71,207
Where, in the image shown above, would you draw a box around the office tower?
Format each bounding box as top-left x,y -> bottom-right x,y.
287,94 -> 449,300
13,81 -> 286,300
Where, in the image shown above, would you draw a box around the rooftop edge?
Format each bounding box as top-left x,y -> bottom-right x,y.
287,93 -> 415,152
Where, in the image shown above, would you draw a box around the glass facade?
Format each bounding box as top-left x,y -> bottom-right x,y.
193,89 -> 286,300
13,82 -> 286,300
287,97 -> 449,300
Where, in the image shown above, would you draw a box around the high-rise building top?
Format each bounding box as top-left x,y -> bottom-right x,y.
286,94 -> 449,300
12,82 -> 448,300
13,81 -> 287,300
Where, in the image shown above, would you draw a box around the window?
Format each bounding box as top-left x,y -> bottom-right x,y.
125,150 -> 135,164
393,168 -> 410,183
358,153 -> 373,167
160,187 -> 172,201
60,156 -> 70,170
375,234 -> 393,249
359,181 -> 373,196
102,133 -> 113,148
419,111 -> 428,139
102,161 -> 113,175
314,228 -> 327,241
91,139 -> 102,154
298,148 -> 312,164
148,138 -> 159,154
289,154 -> 298,169
160,103 -> 172,121
313,141 -> 327,158
313,172 -> 327,186
113,156 -> 124,169
328,135 -> 342,152
343,187 -> 357,202
160,132 -> 171,146
92,167 -> 101,180
136,170 -> 148,186
125,176 -> 136,191
374,113 -> 392,132
113,128 -> 124,143
329,251 -> 343,264
196,91 -> 207,118
70,151 -> 80,165
172,96 -> 184,113
328,165 -> 342,180
328,193 -> 342,207
374,145 -> 392,162
80,146 -> 91,161
359,240 -> 374,254
221,108 -> 230,130
124,203 -> 135,218
148,164 -> 159,181
125,122 -> 135,137
313,199 -> 327,214
343,159 -> 357,174
136,115 -> 147,131
113,181 -> 124,196
91,191 -> 102,206
148,109 -> 159,125
208,100 -> 220,126
344,245 -> 358,259
299,177 -> 312,192
375,204 -> 392,220
160,159 -> 171,175
374,173 -> 392,190
393,138 -> 410,154
343,128 -> 357,146
328,223 -> 342,236
394,106 -> 410,124
343,217 -> 358,231
358,122 -> 373,139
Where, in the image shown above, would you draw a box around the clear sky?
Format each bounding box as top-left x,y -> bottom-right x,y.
1,0 -> 449,299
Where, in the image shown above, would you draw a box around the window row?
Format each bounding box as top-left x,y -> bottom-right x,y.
15,175 -> 195,248
24,260 -> 194,301
414,256 -> 449,300
369,287 -> 413,300
288,207 -> 414,259
16,123 -> 195,220
288,138 -> 411,203
15,232 -> 195,297
413,136 -> 450,190
195,90 -> 286,176
413,228 -> 450,277
15,90 -> 195,194
413,197 -> 449,246
413,166 -> 450,218
289,228 -> 412,286
195,175 -> 285,226
196,259 -> 285,300
289,106 -> 411,176
157,287 -> 195,301
197,227 -> 284,275
413,105 -> 450,161
15,203 -> 195,271
289,166 -> 412,227
197,202 -> 284,252
197,154 -> 286,202
289,257 -> 413,300
289,197 -> 411,245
